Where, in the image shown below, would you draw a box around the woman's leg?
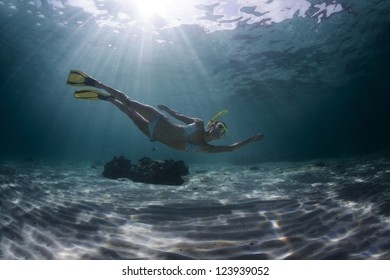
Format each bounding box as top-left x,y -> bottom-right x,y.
96,82 -> 161,121
108,98 -> 150,137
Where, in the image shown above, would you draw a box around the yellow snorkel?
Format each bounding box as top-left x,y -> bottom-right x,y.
208,110 -> 229,135
209,110 -> 228,123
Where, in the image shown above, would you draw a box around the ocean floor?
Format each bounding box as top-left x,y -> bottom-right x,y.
1,156 -> 390,260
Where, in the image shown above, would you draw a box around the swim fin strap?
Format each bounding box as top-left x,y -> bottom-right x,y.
74,89 -> 111,100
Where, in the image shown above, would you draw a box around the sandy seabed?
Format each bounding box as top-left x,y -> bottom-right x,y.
1,156 -> 389,259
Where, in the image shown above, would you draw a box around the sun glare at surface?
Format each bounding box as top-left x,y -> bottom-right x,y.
132,0 -> 179,20
60,0 -> 345,33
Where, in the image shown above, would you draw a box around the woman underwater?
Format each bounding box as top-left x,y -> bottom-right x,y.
67,70 -> 264,153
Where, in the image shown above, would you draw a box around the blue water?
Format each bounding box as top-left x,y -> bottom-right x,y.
0,0 -> 390,260
1,0 -> 389,163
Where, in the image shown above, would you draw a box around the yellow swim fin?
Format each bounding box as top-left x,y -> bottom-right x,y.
74,89 -> 111,100
67,70 -> 96,87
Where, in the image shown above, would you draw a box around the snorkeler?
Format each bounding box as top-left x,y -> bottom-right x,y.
67,70 -> 264,153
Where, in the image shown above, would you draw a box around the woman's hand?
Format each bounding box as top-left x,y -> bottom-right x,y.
251,134 -> 265,142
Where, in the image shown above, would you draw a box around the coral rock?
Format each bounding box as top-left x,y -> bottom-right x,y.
102,156 -> 189,185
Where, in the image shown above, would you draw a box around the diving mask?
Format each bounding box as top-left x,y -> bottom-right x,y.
207,110 -> 229,136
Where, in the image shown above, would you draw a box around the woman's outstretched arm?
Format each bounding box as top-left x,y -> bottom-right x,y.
158,104 -> 201,125
200,134 -> 265,153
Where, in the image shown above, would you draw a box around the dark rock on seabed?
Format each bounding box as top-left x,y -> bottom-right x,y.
102,156 -> 189,186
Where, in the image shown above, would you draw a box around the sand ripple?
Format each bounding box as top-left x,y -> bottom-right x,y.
1,157 -> 390,259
